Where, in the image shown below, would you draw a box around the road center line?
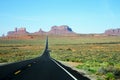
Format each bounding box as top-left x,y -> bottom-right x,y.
14,70 -> 21,75
51,59 -> 78,80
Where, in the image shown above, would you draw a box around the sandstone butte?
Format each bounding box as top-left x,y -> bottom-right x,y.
2,25 -> 120,39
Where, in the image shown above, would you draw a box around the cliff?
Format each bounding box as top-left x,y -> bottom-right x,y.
7,27 -> 29,36
48,25 -> 74,35
7,25 -> 75,37
104,28 -> 120,36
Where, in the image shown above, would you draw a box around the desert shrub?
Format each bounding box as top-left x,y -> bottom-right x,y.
113,68 -> 120,79
105,72 -> 115,80
97,66 -> 120,79
66,48 -> 72,51
59,48 -> 63,50
97,67 -> 107,74
0,58 -> 8,62
88,68 -> 96,73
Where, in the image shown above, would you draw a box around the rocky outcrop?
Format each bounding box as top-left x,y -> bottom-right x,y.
7,25 -> 76,37
34,28 -> 46,35
104,28 -> 120,36
7,27 -> 29,36
48,25 -> 74,35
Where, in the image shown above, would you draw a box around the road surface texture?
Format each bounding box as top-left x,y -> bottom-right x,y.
0,37 -> 90,80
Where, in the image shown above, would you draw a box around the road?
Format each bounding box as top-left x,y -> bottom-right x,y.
0,37 -> 90,80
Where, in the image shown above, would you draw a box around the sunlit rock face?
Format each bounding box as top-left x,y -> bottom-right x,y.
105,28 -> 120,36
48,25 -> 75,35
7,25 -> 76,37
7,27 -> 29,36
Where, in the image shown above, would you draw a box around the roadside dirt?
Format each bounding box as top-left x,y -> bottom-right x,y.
60,61 -> 97,80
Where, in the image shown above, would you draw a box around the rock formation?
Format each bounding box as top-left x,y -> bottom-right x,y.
34,28 -> 46,35
48,25 -> 74,35
104,28 -> 120,36
7,27 -> 28,36
7,25 -> 76,37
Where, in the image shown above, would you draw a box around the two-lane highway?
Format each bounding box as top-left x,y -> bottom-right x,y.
0,37 -> 90,80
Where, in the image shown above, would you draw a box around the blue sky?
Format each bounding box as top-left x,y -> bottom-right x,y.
0,0 -> 120,36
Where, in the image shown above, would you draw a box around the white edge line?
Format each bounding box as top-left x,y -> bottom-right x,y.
51,59 -> 78,80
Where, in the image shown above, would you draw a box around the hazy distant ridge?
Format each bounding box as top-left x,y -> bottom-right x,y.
104,28 -> 120,36
6,25 -> 120,36
7,25 -> 75,36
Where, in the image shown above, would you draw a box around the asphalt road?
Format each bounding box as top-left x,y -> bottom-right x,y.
0,37 -> 90,80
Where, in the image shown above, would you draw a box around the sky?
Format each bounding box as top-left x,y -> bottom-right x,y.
0,0 -> 120,36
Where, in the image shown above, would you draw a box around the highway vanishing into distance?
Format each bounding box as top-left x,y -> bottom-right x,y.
0,37 -> 90,80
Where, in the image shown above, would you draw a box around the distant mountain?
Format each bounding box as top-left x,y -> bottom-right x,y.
48,25 -> 75,35
7,27 -> 29,36
104,28 -> 120,36
6,26 -> 120,38
34,28 -> 46,35
7,25 -> 76,36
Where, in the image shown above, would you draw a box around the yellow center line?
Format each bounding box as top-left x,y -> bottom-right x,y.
14,70 -> 21,75
28,64 -> 32,67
